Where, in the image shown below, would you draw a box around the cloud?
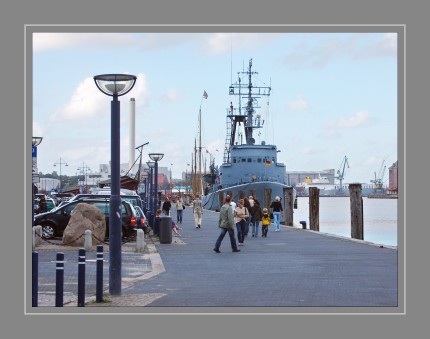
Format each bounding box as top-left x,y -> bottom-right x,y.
327,111 -> 373,129
284,33 -> 397,69
203,33 -> 282,54
161,88 -> 181,103
33,33 -> 137,52
288,96 -> 309,110
49,73 -> 148,123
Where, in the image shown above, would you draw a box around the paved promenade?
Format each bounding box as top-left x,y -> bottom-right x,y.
33,206 -> 398,310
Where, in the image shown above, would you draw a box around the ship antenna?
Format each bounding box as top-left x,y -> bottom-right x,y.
230,34 -> 233,84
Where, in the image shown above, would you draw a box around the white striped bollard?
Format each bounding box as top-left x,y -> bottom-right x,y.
78,248 -> 86,307
96,245 -> 103,302
55,252 -> 64,307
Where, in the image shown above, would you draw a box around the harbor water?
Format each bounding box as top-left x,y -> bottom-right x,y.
292,196 -> 398,247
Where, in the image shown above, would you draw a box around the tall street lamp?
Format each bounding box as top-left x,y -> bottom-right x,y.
32,137 -> 43,226
53,157 -> 68,192
94,73 -> 137,295
148,153 -> 164,215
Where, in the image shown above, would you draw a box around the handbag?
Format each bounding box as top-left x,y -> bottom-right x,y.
270,212 -> 274,219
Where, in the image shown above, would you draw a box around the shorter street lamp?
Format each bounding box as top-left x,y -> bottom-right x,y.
32,137 -> 43,226
146,161 -> 155,225
148,153 -> 164,215
93,73 -> 137,296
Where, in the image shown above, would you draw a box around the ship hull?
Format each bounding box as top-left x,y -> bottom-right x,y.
201,181 -> 294,222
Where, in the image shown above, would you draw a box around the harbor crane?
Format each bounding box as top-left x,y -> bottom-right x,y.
371,159 -> 387,189
334,156 -> 349,190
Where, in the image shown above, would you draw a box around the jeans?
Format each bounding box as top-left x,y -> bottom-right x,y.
244,217 -> 250,237
251,221 -> 260,236
176,209 -> 183,223
236,219 -> 246,244
214,227 -> 238,250
273,211 -> 281,231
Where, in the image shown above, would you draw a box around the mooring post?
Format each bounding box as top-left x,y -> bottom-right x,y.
32,251 -> 38,307
283,187 -> 294,226
309,187 -> 319,231
77,248 -> 86,307
55,252 -> 64,307
96,245 -> 104,303
349,183 -> 364,240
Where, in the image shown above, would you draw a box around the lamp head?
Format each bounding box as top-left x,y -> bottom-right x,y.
148,153 -> 164,162
146,161 -> 155,169
93,74 -> 137,97
32,137 -> 43,147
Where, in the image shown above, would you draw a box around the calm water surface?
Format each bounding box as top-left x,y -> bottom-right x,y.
293,197 -> 398,247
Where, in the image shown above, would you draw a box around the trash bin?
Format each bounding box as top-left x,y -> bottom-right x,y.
159,215 -> 172,244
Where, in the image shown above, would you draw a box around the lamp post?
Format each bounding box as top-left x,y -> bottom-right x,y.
146,161 -> 155,225
148,153 -> 164,215
32,137 -> 43,226
77,162 -> 91,193
94,73 -> 137,295
53,157 -> 68,192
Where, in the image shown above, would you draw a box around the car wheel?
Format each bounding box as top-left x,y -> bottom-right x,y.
41,223 -> 56,239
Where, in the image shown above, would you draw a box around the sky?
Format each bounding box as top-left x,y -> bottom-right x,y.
32,31 -> 398,184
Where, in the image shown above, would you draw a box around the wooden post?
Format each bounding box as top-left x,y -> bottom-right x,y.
218,191 -> 224,209
309,187 -> 319,231
349,183 -> 363,240
283,187 -> 294,226
264,188 -> 272,210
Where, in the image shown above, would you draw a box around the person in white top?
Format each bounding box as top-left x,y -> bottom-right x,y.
192,195 -> 203,229
234,199 -> 249,246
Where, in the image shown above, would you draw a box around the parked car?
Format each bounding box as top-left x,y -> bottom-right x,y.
58,193 -> 144,210
134,205 -> 150,234
50,192 -> 75,205
33,199 -> 142,240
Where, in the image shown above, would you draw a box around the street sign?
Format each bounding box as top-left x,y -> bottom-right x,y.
32,146 -> 38,174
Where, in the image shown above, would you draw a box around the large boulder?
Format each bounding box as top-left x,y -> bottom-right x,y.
62,203 -> 106,246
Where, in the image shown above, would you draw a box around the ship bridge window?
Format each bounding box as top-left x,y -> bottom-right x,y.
247,158 -> 252,163
257,158 -> 262,163
233,158 -> 237,163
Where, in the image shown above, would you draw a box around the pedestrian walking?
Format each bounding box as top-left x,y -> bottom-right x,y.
243,197 -> 252,238
175,197 -> 185,224
269,196 -> 283,231
234,199 -> 249,246
192,194 -> 203,229
162,198 -> 172,216
261,208 -> 271,237
250,200 -> 263,237
213,195 -> 240,253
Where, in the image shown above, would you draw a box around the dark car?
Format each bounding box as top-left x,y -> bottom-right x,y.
33,199 -> 142,240
50,192 -> 75,205
134,205 -> 150,234
59,193 -> 143,210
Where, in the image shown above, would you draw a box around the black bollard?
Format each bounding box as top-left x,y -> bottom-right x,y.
78,248 -> 86,307
96,245 -> 104,302
32,251 -> 38,307
299,221 -> 307,229
55,252 -> 64,307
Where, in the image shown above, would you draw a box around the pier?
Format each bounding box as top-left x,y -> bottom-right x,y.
33,204 -> 398,310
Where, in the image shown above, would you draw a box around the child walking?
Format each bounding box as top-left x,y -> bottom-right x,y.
261,208 -> 271,237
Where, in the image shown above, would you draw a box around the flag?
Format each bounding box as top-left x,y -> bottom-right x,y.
203,90 -> 208,99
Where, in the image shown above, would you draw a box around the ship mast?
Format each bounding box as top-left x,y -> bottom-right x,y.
227,58 -> 271,148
